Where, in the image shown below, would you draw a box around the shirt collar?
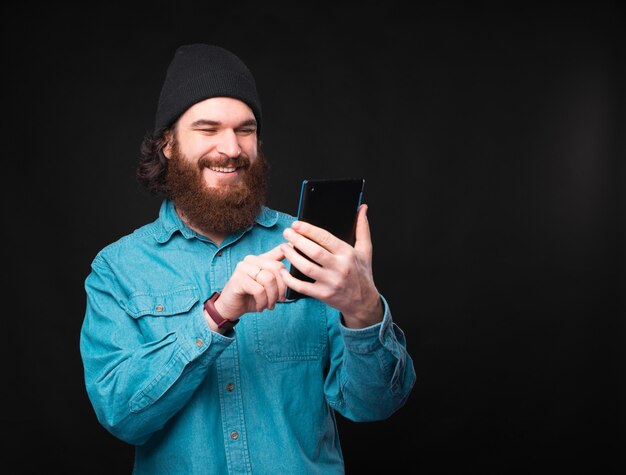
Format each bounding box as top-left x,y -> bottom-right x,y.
155,199 -> 279,244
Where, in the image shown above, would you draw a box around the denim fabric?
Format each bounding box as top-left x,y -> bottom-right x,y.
80,199 -> 416,474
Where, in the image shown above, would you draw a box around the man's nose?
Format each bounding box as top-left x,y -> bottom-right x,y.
216,130 -> 241,158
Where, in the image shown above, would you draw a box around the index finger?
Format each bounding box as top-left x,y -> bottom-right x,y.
290,220 -> 345,253
259,243 -> 287,262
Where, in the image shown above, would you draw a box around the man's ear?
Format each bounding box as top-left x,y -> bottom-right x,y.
163,130 -> 173,159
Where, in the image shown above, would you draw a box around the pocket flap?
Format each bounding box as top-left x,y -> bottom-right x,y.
126,285 -> 200,318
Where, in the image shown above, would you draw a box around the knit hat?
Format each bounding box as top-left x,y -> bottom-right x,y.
154,44 -> 262,134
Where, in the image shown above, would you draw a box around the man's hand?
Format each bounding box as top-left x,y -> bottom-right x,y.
211,245 -> 287,324
280,204 -> 383,328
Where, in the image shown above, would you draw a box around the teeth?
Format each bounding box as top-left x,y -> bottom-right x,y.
209,166 -> 237,173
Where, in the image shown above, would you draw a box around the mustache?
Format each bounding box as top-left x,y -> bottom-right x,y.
197,155 -> 250,170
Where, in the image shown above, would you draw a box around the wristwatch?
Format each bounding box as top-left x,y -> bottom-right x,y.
204,292 -> 239,332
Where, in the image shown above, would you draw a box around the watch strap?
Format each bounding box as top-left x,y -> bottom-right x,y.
204,292 -> 239,332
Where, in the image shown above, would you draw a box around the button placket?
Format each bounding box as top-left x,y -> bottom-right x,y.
216,343 -> 251,471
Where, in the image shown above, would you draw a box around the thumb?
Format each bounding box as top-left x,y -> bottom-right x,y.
354,204 -> 373,254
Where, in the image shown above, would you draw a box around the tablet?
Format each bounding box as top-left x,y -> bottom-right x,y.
285,178 -> 365,300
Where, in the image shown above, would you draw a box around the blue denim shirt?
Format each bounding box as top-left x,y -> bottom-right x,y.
80,199 -> 416,474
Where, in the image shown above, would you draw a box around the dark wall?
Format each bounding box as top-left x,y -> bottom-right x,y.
4,1 -> 624,473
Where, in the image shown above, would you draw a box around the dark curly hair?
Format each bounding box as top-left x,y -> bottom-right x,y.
136,127 -> 173,197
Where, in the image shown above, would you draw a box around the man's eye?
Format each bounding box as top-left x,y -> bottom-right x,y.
237,128 -> 256,135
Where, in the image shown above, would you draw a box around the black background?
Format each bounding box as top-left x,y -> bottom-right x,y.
4,1 -> 625,473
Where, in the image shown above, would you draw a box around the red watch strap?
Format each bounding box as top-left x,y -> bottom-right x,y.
204,292 -> 239,331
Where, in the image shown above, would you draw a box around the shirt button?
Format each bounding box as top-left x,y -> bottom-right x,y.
216,251 -> 223,257
230,431 -> 239,440
226,383 -> 234,392
155,305 -> 164,312
196,338 -> 203,347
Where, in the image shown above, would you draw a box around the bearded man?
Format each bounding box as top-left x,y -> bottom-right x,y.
80,43 -> 416,475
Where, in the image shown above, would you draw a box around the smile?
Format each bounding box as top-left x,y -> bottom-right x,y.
208,166 -> 238,173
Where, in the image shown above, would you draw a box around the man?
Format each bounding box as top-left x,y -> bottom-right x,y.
80,43 -> 416,474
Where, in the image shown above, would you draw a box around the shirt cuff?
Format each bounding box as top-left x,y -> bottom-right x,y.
179,306 -> 235,362
339,295 -> 394,354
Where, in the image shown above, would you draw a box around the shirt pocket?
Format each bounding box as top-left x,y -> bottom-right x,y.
253,297 -> 328,362
126,284 -> 200,336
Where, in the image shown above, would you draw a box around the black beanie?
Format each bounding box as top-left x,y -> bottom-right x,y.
154,44 -> 262,134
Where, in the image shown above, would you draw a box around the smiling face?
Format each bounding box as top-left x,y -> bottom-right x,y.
165,96 -> 259,186
163,97 -> 268,239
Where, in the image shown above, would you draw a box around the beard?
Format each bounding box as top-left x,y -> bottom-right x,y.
166,140 -> 268,236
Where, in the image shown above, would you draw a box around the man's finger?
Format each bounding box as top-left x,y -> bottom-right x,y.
260,243 -> 286,262
354,204 -> 373,254
290,220 -> 343,253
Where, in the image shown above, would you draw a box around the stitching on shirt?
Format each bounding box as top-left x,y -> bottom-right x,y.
127,286 -> 200,318
129,348 -> 183,413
